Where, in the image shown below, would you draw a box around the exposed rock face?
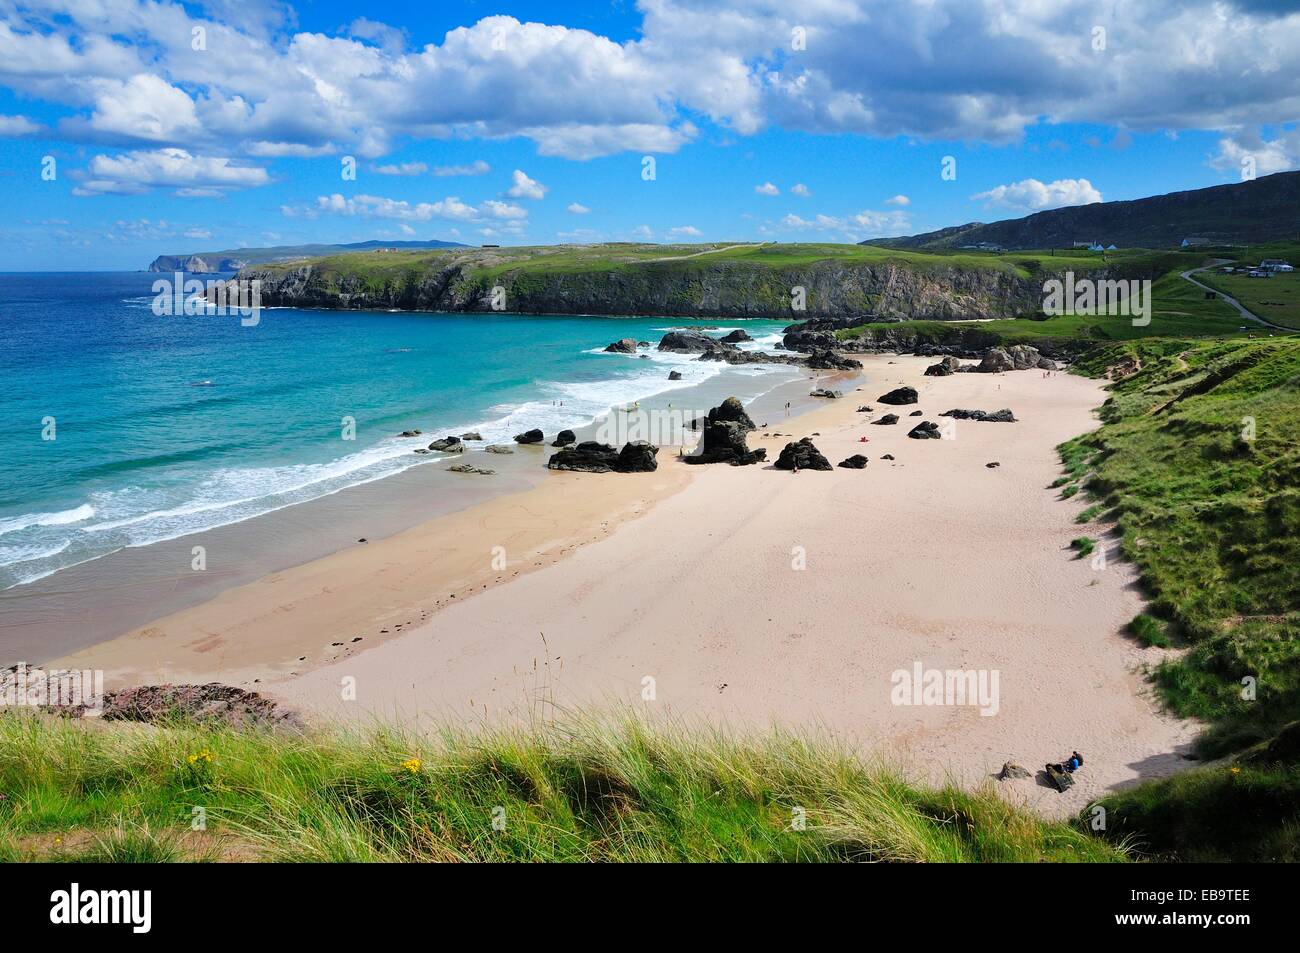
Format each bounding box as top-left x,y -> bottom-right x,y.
547,440 -> 659,472
940,408 -> 1018,422
978,347 -> 1015,373
810,388 -> 841,399
878,386 -> 919,405
553,429 -> 577,446
242,255 -> 1064,321
514,428 -> 545,444
428,436 -> 462,451
873,413 -> 900,425
775,437 -> 832,471
720,329 -> 752,343
448,463 -> 495,475
659,330 -> 723,353
924,356 -> 963,376
605,338 -> 639,353
668,370 -> 683,380
838,454 -> 869,469
907,421 -> 942,439
460,432 -> 482,441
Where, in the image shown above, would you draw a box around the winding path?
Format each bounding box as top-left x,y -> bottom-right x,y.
1180,260 -> 1292,332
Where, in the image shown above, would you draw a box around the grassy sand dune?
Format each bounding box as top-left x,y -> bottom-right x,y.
0,713 -> 1124,863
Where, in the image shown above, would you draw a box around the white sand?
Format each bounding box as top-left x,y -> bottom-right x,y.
262,354 -> 1198,818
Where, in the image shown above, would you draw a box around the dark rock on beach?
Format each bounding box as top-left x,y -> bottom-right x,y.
547,440 -> 659,473
805,349 -> 862,370
940,408 -> 1017,422
907,421 -> 942,439
485,444 -> 514,454
809,388 -> 841,399
685,397 -> 765,466
460,432 -> 483,441
837,454 -> 869,469
514,428 -> 545,444
909,410 -> 923,416
872,413 -> 900,425
924,356 -> 962,376
775,437 -> 832,471
552,429 -> 576,447
877,386 -> 918,405
448,463 -> 495,475
427,436 -> 462,451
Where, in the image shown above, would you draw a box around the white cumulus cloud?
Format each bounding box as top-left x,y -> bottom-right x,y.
971,178 -> 1102,212
507,169 -> 547,199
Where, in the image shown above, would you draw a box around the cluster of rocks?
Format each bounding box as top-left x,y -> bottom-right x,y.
547,440 -> 659,473
684,397 -> 767,466
923,345 -> 1056,376
923,356 -> 963,377
939,408 -> 1018,423
64,683 -> 302,729
657,329 -> 861,371
775,437 -> 832,471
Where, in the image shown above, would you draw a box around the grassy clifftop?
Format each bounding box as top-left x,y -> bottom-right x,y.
238,242 -> 1195,321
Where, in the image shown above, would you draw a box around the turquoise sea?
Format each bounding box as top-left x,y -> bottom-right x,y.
0,273 -> 799,591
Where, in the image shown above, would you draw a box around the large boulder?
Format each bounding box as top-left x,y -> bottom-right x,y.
907,421 -> 942,439
775,437 -> 832,471
720,329 -> 752,343
782,328 -> 839,351
837,454 -> 869,469
514,428 -> 545,444
658,330 -> 725,353
427,436 -> 461,451
878,386 -> 919,405
616,440 -> 659,472
685,398 -> 765,465
547,441 -> 658,473
604,338 -> 639,354
707,396 -> 755,431
976,347 -> 1015,373
924,356 -> 962,377
460,432 -> 482,441
552,429 -> 576,446
1007,344 -> 1042,370
977,343 -> 1040,369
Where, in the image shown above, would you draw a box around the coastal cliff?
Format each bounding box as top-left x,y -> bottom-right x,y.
234,243 -> 1119,320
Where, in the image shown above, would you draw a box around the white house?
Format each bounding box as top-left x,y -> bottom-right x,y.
1259,259 -> 1293,272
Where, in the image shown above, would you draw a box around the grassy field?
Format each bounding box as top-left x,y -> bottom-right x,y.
0,713 -> 1124,863
1199,269 -> 1300,331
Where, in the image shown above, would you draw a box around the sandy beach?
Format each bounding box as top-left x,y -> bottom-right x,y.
47,353 -> 1196,818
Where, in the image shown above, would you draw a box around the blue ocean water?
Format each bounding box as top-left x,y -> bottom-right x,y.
0,273 -> 796,590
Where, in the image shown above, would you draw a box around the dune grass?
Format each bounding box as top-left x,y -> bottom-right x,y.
0,712 -> 1125,863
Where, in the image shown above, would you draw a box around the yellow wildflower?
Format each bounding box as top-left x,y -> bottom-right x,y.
401,757 -> 422,774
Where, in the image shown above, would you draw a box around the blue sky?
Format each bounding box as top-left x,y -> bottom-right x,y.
1,0 -> 1297,270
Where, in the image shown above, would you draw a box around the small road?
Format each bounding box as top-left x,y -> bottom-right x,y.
1180,259 -> 1292,332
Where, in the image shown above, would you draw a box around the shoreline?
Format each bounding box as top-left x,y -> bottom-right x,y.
43,353 -> 1197,818
11,364 -> 847,669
